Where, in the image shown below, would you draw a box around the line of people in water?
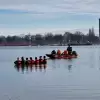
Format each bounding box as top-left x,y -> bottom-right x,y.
14,56 -> 47,65
51,45 -> 77,56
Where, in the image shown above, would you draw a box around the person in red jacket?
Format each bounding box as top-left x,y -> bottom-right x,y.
29,57 -> 34,64
39,56 -> 43,64
43,56 -> 47,64
14,57 -> 21,65
67,44 -> 72,55
35,57 -> 39,65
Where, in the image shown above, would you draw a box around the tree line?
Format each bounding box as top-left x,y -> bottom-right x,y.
0,28 -> 99,46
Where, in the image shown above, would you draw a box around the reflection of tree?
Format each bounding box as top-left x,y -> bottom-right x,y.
14,64 -> 47,73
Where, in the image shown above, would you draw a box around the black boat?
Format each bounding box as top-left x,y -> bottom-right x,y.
46,54 -> 56,59
46,54 -> 78,59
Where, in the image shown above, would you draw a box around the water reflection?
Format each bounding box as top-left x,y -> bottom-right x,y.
14,64 -> 47,73
68,65 -> 72,72
49,59 -> 74,72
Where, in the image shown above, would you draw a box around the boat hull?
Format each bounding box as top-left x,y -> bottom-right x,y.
46,54 -> 77,59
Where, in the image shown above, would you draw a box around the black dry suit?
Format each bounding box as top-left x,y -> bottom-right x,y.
51,50 -> 56,55
67,45 -> 72,55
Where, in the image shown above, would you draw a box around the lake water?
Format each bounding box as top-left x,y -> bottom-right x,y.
0,46 -> 100,100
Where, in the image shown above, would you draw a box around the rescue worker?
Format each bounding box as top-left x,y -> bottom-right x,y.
51,50 -> 56,55
29,57 -> 34,64
25,58 -> 30,65
21,57 -> 25,65
62,50 -> 68,55
42,56 -> 47,64
14,57 -> 21,65
67,44 -> 72,55
34,57 -> 39,65
39,56 -> 43,64
57,49 -> 61,55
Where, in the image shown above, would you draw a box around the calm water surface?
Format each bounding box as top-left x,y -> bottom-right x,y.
0,46 -> 100,100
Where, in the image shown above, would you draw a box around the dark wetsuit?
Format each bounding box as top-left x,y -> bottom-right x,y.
67,46 -> 72,55
21,60 -> 25,65
25,60 -> 29,65
72,51 -> 77,56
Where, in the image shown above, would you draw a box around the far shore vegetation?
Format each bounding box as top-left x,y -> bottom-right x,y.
0,28 -> 99,46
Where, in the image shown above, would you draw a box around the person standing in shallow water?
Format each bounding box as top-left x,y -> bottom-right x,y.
43,56 -> 47,64
21,57 -> 25,65
39,56 -> 43,64
25,58 -> 29,65
67,44 -> 72,55
14,57 -> 21,65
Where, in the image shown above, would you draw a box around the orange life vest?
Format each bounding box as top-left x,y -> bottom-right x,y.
63,50 -> 68,55
57,50 -> 61,55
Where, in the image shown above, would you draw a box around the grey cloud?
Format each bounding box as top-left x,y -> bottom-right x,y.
0,0 -> 100,15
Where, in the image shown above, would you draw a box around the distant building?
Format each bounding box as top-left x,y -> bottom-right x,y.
99,18 -> 100,39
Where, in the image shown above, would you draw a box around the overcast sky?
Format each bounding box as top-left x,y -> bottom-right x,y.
0,0 -> 99,35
